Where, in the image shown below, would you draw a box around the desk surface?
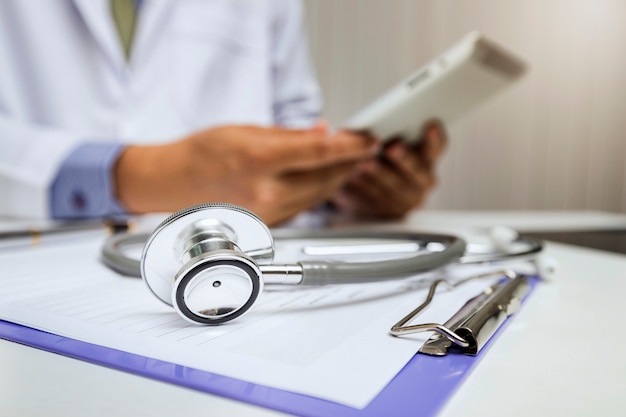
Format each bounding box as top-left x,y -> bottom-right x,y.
1,210 -> 625,417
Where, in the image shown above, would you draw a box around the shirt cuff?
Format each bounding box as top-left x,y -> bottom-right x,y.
49,142 -> 128,219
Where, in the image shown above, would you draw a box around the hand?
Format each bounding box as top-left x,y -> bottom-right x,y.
114,125 -> 377,225
331,122 -> 447,219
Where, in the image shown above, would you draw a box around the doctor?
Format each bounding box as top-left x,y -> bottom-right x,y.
0,0 -> 445,226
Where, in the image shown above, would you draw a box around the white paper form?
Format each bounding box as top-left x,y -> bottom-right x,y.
0,235 -> 497,409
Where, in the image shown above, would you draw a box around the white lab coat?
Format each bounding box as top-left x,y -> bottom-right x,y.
0,0 -> 321,219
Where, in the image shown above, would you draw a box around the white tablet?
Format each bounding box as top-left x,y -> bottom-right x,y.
343,31 -> 527,143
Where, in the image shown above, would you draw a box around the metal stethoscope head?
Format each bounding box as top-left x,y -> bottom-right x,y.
142,203 -> 285,324
101,203 -> 543,325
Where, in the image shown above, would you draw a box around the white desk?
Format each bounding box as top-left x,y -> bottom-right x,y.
1,211 -> 625,417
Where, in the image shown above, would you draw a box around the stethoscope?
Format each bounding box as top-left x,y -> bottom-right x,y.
101,203 -> 544,325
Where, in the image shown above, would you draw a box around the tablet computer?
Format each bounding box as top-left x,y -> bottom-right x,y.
343,31 -> 527,143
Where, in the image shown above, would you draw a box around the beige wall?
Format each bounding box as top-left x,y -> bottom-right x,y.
303,0 -> 626,212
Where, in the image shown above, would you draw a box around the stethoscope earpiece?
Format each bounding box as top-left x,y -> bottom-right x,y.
488,226 -> 519,252
534,255 -> 559,279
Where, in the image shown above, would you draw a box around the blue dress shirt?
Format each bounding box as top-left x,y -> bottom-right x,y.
50,143 -> 127,219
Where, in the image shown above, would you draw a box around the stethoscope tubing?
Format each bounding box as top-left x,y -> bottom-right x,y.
101,230 -> 543,282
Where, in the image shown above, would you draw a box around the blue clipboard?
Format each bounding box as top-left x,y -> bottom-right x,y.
0,278 -> 538,417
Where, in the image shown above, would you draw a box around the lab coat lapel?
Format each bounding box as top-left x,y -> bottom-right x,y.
133,0 -> 176,57
71,0 -> 126,72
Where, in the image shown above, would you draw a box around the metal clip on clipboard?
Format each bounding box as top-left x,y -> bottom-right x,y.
390,270 -> 531,356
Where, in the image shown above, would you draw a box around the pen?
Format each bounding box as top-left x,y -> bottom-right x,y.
0,218 -> 131,249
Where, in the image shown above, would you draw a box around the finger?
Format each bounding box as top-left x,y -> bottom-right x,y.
241,160 -> 359,226
332,159 -> 424,218
381,143 -> 435,193
353,156 -> 437,211
420,122 -> 447,166
280,162 -> 354,202
387,144 -> 441,194
345,163 -> 417,214
345,162 -> 390,205
262,128 -> 379,172
276,161 -> 360,214
382,142 -> 415,182
311,119 -> 330,134
336,181 -> 411,219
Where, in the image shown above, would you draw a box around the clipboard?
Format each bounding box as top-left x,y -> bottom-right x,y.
0,277 -> 539,417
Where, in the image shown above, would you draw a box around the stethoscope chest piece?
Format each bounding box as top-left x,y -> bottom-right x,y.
141,203 -> 275,324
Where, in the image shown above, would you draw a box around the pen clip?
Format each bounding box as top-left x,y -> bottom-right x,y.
390,270 -> 531,356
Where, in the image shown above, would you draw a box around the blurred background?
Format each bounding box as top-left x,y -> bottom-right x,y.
303,0 -> 626,212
